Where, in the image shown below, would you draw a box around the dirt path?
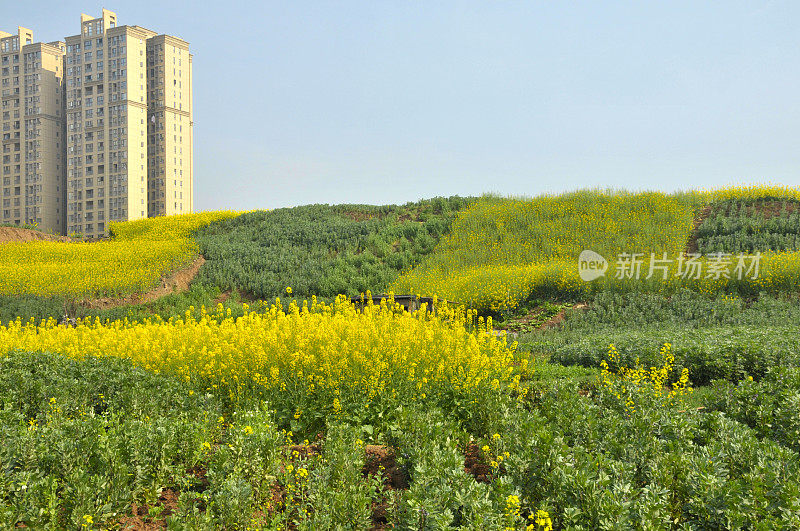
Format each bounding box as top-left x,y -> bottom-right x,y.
685,205 -> 713,254
0,226 -> 71,244
81,256 -> 206,310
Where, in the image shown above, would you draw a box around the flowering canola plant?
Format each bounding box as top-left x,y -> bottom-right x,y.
0,211 -> 241,297
600,342 -> 691,413
0,295 -> 521,408
393,186 -> 800,311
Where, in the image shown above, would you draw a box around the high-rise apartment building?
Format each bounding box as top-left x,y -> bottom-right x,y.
2,9 -> 192,237
1,27 -> 67,234
147,34 -> 193,217
64,9 -> 193,237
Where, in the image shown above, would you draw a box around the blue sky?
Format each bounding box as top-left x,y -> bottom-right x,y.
7,1 -> 800,210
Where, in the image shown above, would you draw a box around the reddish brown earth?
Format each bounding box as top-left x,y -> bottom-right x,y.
341,210 -> 421,223
463,441 -> 492,483
342,210 -> 384,222
522,303 -> 588,331
732,200 -> 800,219
113,443 -> 417,530
500,302 -> 589,336
186,465 -> 210,494
362,445 -> 410,530
213,290 -> 232,305
362,445 -> 409,490
0,226 -> 71,244
119,488 -> 179,530
213,288 -> 260,305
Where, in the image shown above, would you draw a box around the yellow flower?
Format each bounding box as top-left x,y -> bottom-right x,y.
533,509 -> 553,531
506,494 -> 520,509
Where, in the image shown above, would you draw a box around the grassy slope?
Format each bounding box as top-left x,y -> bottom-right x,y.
194,197 -> 473,301
0,211 -> 239,298
394,187 -> 800,311
392,190 -> 700,311
521,290 -> 800,384
0,198 -> 473,324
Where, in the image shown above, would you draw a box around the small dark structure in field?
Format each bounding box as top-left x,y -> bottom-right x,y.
349,294 -> 457,313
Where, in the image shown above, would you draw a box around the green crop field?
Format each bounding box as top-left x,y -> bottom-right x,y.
1,186 -> 800,529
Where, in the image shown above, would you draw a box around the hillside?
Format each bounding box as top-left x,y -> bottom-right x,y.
2,186 -> 800,528
0,211 -> 238,298
195,197 -> 473,301
394,186 -> 800,312
2,187 -> 799,322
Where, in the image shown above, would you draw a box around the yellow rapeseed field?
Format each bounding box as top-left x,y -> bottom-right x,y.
0,296 -> 521,405
393,186 -> 800,311
0,211 -> 240,298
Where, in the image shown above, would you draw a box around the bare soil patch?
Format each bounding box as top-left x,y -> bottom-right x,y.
362,445 -> 409,530
397,213 -> 423,223
119,488 -> 179,530
463,441 -> 492,483
0,227 -> 71,244
342,211 -> 384,222
186,465 -> 210,494
501,302 -> 588,335
287,442 -> 322,460
728,199 -> 800,219
213,288 -> 260,305
213,290 -> 232,305
362,445 -> 409,490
